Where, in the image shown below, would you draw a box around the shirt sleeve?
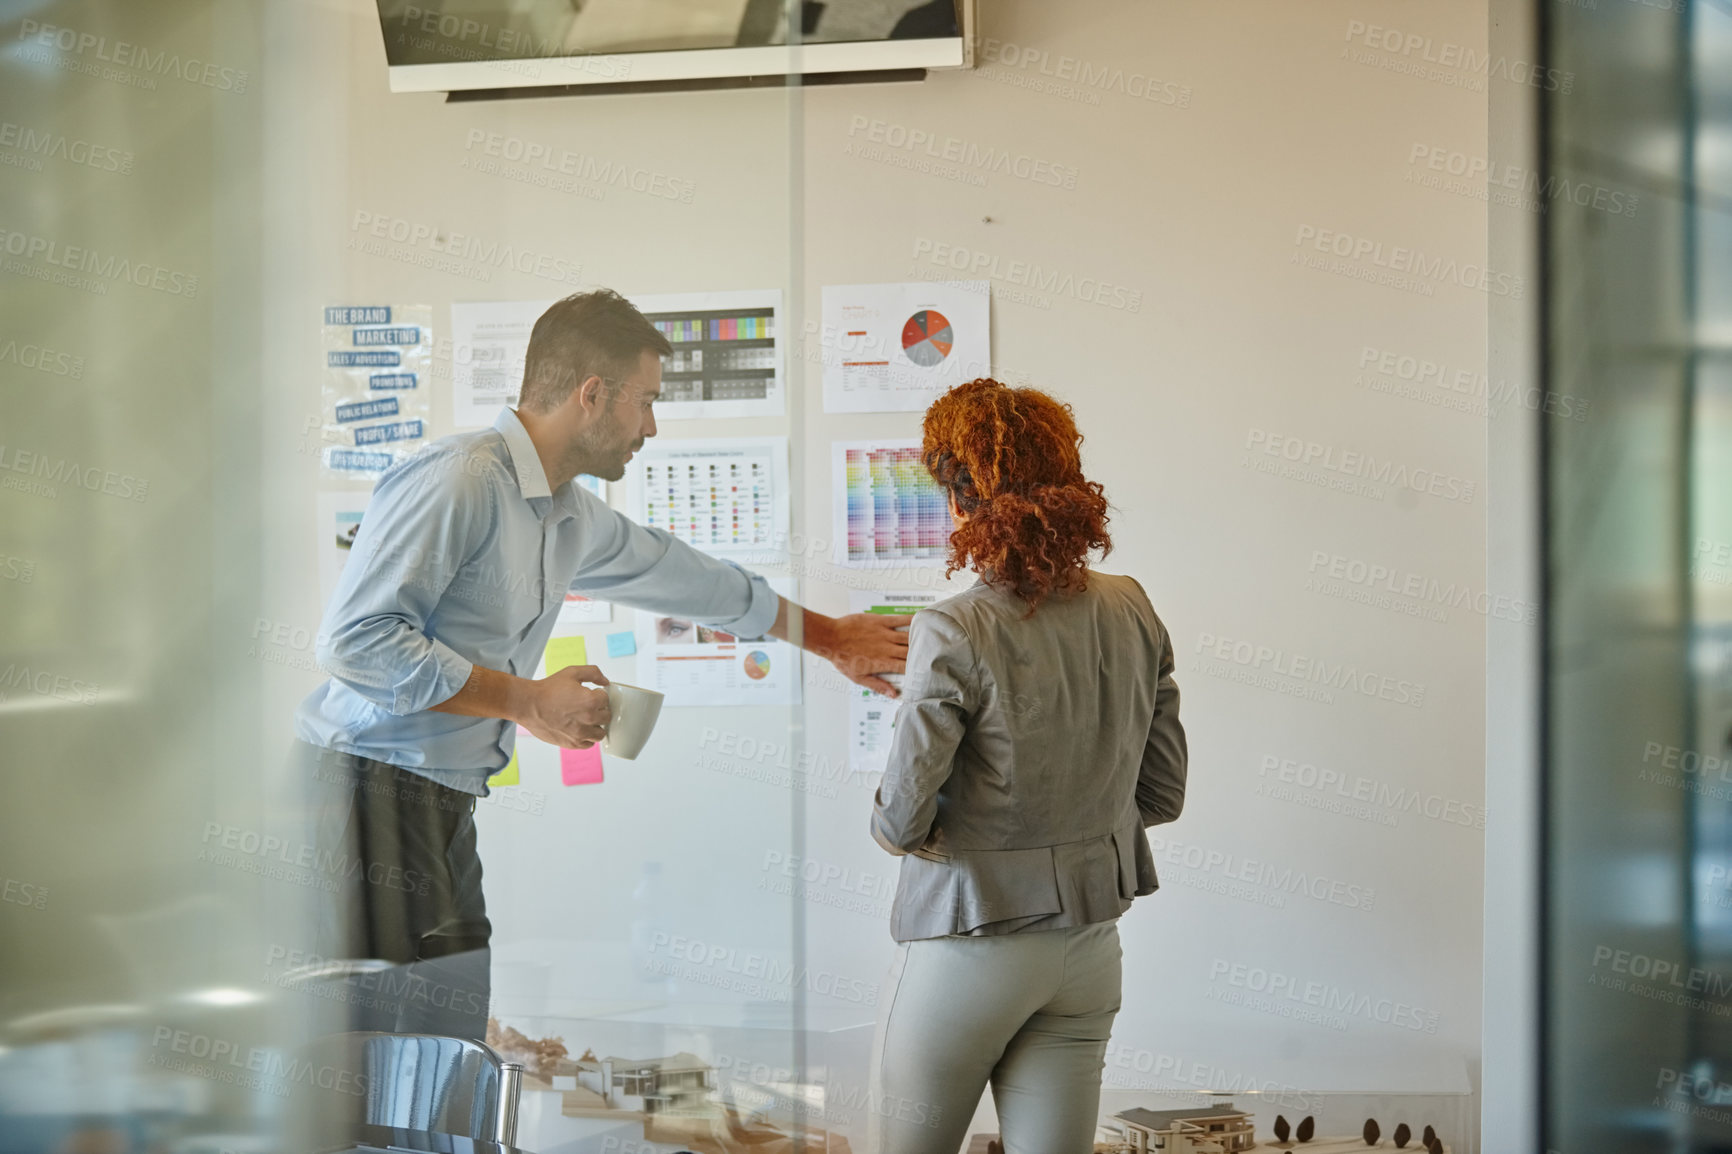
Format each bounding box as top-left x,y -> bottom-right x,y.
1136,612 -> 1188,826
871,608 -> 977,855
314,448 -> 495,715
567,494 -> 780,639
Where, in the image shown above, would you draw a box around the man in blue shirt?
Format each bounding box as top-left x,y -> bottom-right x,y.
295,290 -> 910,1041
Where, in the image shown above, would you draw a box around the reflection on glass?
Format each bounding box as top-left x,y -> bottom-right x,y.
376,0 -> 960,64
1545,3 -> 1732,1152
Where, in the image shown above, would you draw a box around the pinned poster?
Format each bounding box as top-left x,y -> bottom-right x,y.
450,290 -> 784,428
450,299 -> 545,429
846,590 -> 943,775
632,289 -> 785,420
635,575 -> 800,708
321,305 -> 432,476
545,635 -> 588,675
626,436 -> 790,562
488,752 -> 521,788
560,745 -> 604,786
831,440 -> 956,568
820,282 -> 990,413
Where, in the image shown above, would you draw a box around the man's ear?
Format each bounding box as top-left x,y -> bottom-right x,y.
572,373 -> 607,415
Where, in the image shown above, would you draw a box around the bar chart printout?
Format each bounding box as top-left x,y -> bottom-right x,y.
832,439 -> 955,567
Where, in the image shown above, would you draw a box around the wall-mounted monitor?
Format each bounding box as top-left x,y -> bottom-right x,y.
375,0 -> 975,94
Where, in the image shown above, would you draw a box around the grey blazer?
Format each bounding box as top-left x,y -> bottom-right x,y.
871,572 -> 1187,941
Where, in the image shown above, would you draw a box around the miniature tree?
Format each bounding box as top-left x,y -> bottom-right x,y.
1422,1125 -> 1437,1147
1393,1122 -> 1412,1148
1297,1115 -> 1315,1142
1274,1115 -> 1291,1143
1425,1138 -> 1443,1154
483,1019 -> 570,1081
1364,1118 -> 1380,1145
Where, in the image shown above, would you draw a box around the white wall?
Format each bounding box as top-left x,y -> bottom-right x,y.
259,1 -> 1495,1148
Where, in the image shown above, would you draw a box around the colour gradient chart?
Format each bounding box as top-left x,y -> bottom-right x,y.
629,436 -> 790,560
831,439 -> 956,567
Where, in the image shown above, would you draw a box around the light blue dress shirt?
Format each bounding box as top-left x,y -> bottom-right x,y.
295,408 -> 779,794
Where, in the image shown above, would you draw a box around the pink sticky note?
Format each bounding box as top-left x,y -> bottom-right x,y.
560,744 -> 604,786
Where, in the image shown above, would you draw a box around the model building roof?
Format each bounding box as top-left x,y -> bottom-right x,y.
597,1051 -> 710,1074
1116,1105 -> 1249,1129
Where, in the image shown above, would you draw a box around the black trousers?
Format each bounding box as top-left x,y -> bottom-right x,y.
300,742 -> 492,1043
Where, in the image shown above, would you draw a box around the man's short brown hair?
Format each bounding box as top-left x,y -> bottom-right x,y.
517,289 -> 672,413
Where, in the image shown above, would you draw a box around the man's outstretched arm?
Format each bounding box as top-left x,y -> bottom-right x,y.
766,597 -> 913,698
569,497 -> 916,696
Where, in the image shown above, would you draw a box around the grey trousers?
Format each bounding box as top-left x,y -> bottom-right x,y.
868,919 -> 1123,1154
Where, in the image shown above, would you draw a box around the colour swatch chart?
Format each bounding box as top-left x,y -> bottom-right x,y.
634,575 -> 800,708
820,281 -> 990,413
630,436 -> 789,559
633,289 -> 785,420
847,589 -> 942,775
831,440 -> 956,567
450,290 -> 783,428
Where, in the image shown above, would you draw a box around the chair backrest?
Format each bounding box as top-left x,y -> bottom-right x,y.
300,1031 -> 506,1141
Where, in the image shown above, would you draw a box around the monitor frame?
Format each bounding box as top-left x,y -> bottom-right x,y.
381,1 -> 976,94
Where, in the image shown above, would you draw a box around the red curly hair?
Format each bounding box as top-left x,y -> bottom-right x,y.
922,378 -> 1111,610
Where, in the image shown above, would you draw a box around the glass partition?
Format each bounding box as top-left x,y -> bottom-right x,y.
1544,2 -> 1732,1150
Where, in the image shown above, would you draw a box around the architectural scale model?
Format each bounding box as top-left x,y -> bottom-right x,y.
1113,1104 -> 1257,1154
484,1020 -> 851,1153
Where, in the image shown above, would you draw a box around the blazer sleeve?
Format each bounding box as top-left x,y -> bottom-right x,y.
871,608 -> 977,855
1136,612 -> 1188,826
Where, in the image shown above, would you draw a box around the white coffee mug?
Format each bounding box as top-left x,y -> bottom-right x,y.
602,681 -> 665,760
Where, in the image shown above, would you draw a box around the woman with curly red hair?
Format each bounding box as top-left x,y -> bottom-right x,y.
868,378 -> 1188,1154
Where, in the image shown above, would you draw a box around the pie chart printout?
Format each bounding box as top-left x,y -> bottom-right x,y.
901,309 -> 954,368
742,650 -> 772,680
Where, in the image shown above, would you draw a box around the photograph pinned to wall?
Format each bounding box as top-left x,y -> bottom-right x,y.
832,440 -> 956,568
634,576 -> 800,708
846,590 -> 942,775
820,281 -> 989,413
450,290 -> 783,429
631,289 -> 784,420
315,491 -> 371,607
627,436 -> 790,563
321,305 -> 431,477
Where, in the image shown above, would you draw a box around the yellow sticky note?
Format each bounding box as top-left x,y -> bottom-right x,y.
488,751 -> 520,788
545,635 -> 588,675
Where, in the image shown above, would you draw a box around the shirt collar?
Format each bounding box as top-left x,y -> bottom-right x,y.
493,408 -> 580,517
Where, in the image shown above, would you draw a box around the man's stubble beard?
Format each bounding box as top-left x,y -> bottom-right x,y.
571,407 -> 640,483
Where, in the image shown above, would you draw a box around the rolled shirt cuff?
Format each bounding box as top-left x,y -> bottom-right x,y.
390,641 -> 476,715
698,562 -> 780,640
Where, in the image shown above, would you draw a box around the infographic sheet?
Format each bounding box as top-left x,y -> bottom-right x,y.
635,576 -> 800,707
846,589 -> 942,775
820,281 -> 990,413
